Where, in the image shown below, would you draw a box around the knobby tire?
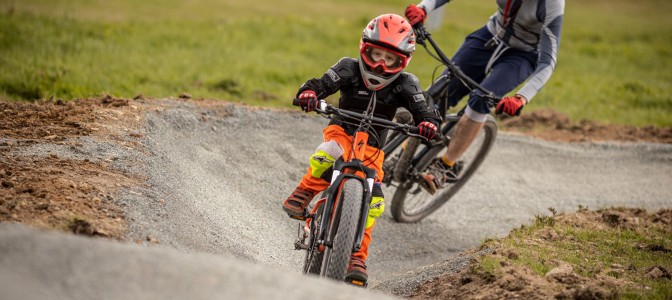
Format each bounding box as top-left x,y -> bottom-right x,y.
322,179 -> 363,280
392,137 -> 421,182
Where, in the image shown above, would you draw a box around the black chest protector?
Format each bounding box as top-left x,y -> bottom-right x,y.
297,57 -> 439,147
337,79 -> 398,121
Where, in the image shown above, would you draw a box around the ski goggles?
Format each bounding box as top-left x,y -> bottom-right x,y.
360,43 -> 409,74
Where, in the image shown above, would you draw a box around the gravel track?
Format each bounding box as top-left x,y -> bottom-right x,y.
2,99 -> 671,298
124,100 -> 672,288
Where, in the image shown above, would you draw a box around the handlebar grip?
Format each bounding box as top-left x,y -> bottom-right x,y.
292,98 -> 299,106
408,125 -> 441,142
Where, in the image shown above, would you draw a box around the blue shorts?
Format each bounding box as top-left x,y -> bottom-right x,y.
441,26 -> 538,114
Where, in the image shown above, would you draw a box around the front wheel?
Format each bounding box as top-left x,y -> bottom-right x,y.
303,202 -> 325,275
322,179 -> 363,280
390,115 -> 498,223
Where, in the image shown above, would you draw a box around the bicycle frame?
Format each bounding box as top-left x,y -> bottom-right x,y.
382,113 -> 461,182
382,23 -> 501,175
379,24 -> 503,223
414,24 -> 499,106
293,99 -> 429,283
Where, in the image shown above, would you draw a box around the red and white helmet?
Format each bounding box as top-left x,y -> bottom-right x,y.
359,14 -> 416,90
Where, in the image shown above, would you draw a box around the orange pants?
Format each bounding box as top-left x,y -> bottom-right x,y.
298,125 -> 385,261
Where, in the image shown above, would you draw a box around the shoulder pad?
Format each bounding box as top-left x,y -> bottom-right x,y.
395,72 -> 423,95
327,57 -> 358,81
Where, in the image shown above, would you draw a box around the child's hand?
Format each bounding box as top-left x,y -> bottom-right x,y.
418,121 -> 437,140
297,90 -> 319,113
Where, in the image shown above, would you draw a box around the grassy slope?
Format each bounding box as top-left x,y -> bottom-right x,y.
475,207 -> 672,299
0,0 -> 670,126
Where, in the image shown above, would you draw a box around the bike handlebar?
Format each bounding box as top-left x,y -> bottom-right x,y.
292,99 -> 430,141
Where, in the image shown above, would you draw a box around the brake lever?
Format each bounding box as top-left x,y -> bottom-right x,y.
413,24 -> 427,46
405,132 -> 431,143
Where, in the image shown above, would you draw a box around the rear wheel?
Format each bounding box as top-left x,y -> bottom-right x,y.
390,115 -> 498,223
322,179 -> 363,280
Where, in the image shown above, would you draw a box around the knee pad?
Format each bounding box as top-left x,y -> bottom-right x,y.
309,140 -> 343,179
467,90 -> 494,116
366,184 -> 385,228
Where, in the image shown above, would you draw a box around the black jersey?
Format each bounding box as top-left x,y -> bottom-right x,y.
297,57 -> 440,147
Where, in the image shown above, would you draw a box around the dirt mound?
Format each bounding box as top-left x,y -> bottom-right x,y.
411,207 -> 672,300
501,108 -> 672,144
0,96 -> 142,239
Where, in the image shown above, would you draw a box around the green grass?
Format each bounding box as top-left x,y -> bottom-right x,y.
1,0 -> 671,126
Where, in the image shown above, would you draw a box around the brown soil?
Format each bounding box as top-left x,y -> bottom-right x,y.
1,96 -> 669,294
500,109 -> 672,144
0,96 -> 145,239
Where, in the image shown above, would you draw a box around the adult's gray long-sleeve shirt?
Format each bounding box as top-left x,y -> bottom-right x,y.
416,0 -> 565,102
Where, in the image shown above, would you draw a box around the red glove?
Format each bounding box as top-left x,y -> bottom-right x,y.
405,4 -> 427,26
418,121 -> 438,140
297,90 -> 318,113
495,95 -> 525,116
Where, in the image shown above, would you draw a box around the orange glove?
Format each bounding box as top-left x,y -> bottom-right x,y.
405,4 -> 427,26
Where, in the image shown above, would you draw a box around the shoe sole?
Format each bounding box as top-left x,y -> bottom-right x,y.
345,272 -> 368,285
282,205 -> 305,217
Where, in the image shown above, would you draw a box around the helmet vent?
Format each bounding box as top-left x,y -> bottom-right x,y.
383,21 -> 389,29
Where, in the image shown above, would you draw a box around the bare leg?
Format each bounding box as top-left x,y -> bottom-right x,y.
444,115 -> 484,162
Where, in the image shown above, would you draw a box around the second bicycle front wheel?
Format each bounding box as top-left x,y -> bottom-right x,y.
390,115 -> 498,223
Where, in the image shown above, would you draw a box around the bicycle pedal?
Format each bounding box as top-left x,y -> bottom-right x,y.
289,214 -> 307,221
293,240 -> 309,251
415,176 -> 437,195
345,278 -> 368,288
288,209 -> 309,221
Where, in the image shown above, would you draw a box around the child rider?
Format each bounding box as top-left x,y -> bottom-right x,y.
281,13 -> 441,284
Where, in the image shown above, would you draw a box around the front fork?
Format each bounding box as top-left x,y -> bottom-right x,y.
294,158 -> 375,256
